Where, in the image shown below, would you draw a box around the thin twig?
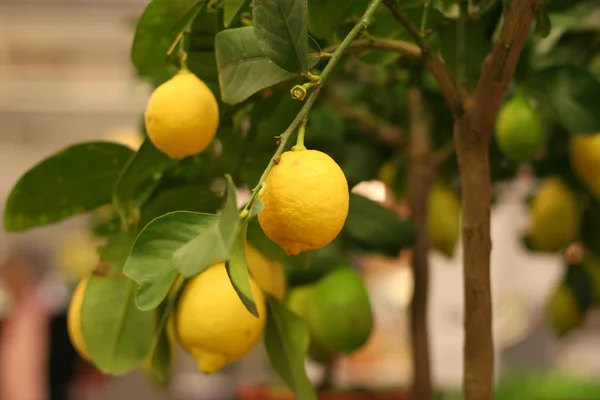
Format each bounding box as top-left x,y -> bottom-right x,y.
242,0 -> 386,214
384,0 -> 426,49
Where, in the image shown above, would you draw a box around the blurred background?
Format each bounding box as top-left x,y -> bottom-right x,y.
2,0 -> 600,399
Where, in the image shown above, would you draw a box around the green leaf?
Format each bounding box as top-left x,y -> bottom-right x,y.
220,175 -> 241,247
343,193 -> 416,256
253,0 -> 308,73
535,4 -> 552,38
4,142 -> 133,232
123,212 -> 221,309
215,26 -> 320,104
145,325 -> 172,385
540,65 -> 600,135
307,0 -> 356,40
97,232 -> 138,273
172,216 -> 229,277
224,0 -> 250,27
140,185 -> 221,228
113,138 -> 178,227
249,198 -> 265,218
264,296 -> 317,400
226,222 -> 259,317
82,275 -> 155,375
131,0 -> 204,74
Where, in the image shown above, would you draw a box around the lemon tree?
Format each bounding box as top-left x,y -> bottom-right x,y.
5,0 -> 600,400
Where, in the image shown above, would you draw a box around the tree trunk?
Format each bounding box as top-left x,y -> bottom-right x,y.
454,116 -> 493,400
407,87 -> 433,400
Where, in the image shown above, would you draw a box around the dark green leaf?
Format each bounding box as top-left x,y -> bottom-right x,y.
82,275 -> 155,375
253,0 -> 308,73
540,65 -> 600,135
187,51 -> 219,80
264,296 -> 317,400
4,142 -> 133,232
535,4 -> 552,38
307,0 -> 356,39
131,0 -> 204,74
123,212 -> 221,308
145,325 -> 172,386
215,26 -> 320,104
172,217 -> 228,277
140,185 -> 221,228
224,0 -> 250,27
220,175 -> 241,247
226,222 -> 259,316
97,232 -> 138,273
113,138 -> 177,227
343,193 -> 416,256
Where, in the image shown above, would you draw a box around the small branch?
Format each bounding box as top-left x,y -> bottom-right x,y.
242,0 -> 386,213
321,38 -> 421,59
382,0 -> 465,117
407,87 -> 433,400
472,0 -> 538,134
420,2 -> 431,33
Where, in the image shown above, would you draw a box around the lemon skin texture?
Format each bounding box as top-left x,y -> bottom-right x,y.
246,243 -> 286,300
570,133 -> 600,198
145,70 -> 219,159
528,177 -> 579,252
495,94 -> 545,160
174,263 -> 266,374
258,149 -> 349,256
67,277 -> 90,361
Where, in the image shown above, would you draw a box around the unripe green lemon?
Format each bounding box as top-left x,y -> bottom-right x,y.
545,283 -> 582,337
495,93 -> 545,160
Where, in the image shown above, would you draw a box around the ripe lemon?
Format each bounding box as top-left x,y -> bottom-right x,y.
527,177 -> 579,252
427,181 -> 461,258
145,70 -> 219,159
246,243 -> 286,300
570,133 -> 600,198
67,277 -> 90,361
495,93 -> 545,160
174,263 -> 266,374
258,149 -> 349,255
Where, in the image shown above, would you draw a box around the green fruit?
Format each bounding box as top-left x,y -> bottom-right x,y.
545,283 -> 582,337
527,177 -> 579,252
307,268 -> 373,355
428,182 -> 461,258
495,93 -> 545,160
570,133 -> 600,199
581,251 -> 600,304
285,285 -> 335,363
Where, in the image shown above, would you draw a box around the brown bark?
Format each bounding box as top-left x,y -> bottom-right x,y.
407,87 -> 433,400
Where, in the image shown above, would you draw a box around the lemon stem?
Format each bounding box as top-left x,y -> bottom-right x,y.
242,0 -> 386,214
292,121 -> 307,151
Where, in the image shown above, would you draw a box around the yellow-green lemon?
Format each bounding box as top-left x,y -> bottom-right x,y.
495,93 -> 545,160
545,283 -> 583,337
174,263 -> 266,374
427,182 -> 461,258
528,177 -> 579,252
145,70 -> 219,159
246,243 -> 286,300
67,277 -> 90,361
570,133 -> 600,198
258,149 -> 349,256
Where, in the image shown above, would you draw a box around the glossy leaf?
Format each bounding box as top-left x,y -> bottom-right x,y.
82,275 -> 155,375
224,0 -> 250,27
535,4 -> 552,38
264,296 -> 317,400
131,0 -> 204,74
343,193 -> 416,256
113,138 -> 177,227
215,27 -> 320,104
123,212 -> 221,309
226,222 -> 259,316
220,175 -> 241,247
146,326 -> 172,385
307,0 -> 356,39
541,66 -> 600,135
97,232 -> 138,273
253,0 -> 308,73
4,142 -> 133,232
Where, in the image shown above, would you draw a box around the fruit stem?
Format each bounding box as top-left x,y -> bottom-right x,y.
241,0 -> 386,214
292,119 -> 307,151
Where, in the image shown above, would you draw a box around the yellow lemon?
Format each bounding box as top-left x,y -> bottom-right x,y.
427,182 -> 461,258
174,263 -> 266,374
145,70 -> 219,159
246,243 -> 286,300
570,133 -> 600,198
67,277 -> 90,361
258,149 -> 349,255
528,177 -> 579,252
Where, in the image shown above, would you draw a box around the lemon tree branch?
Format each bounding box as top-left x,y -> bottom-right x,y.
242,0 -> 386,214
